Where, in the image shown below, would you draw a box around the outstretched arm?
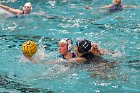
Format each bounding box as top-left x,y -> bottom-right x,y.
101,4 -> 112,8
89,43 -> 102,56
0,4 -> 23,14
90,43 -> 122,57
123,5 -> 140,8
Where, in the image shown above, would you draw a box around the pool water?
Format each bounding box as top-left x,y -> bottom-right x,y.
0,0 -> 140,93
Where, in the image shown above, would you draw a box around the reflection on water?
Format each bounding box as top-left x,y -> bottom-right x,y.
128,59 -> 140,70
0,74 -> 53,93
0,34 -> 58,51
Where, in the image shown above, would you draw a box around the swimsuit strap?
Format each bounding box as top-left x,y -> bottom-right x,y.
59,55 -> 65,59
59,52 -> 76,59
22,10 -> 24,14
72,53 -> 76,58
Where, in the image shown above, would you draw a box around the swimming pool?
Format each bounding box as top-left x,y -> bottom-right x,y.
0,0 -> 140,93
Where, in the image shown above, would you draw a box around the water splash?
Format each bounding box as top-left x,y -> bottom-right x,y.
0,7 -> 15,18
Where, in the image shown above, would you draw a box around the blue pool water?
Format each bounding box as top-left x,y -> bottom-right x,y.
0,0 -> 140,93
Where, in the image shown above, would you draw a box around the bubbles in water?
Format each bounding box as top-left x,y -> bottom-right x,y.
30,64 -> 70,80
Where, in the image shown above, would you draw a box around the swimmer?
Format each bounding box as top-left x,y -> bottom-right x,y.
0,2 -> 59,19
101,0 -> 140,12
0,2 -> 32,14
101,0 -> 123,12
58,38 -> 76,59
72,39 -> 95,63
70,39 -> 108,63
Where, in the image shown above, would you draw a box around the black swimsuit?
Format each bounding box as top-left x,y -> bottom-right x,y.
22,10 -> 30,14
59,53 -> 76,59
22,10 -> 25,14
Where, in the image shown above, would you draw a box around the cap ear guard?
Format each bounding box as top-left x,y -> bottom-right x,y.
66,39 -> 73,51
59,38 -> 73,51
68,43 -> 72,51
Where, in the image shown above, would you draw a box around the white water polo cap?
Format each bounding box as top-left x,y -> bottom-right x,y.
23,2 -> 32,10
59,38 -> 73,51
